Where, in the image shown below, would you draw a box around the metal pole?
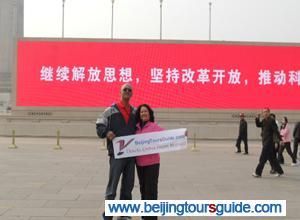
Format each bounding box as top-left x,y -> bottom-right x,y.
111,0 -> 115,39
62,0 -> 66,38
101,139 -> 106,150
54,130 -> 62,150
9,130 -> 17,149
209,2 -> 212,41
191,133 -> 198,152
159,0 -> 163,40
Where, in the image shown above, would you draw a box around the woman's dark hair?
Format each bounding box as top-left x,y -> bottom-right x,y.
135,104 -> 155,123
281,116 -> 288,129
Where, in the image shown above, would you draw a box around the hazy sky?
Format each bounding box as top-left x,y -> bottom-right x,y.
24,0 -> 300,43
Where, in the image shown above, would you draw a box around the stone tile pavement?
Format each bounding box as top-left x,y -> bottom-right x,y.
0,137 -> 299,220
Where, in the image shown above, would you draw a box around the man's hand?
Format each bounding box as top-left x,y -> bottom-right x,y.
106,131 -> 116,141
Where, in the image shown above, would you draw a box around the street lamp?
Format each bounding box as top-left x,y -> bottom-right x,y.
209,2 -> 212,41
111,0 -> 115,39
159,0 -> 163,40
62,0 -> 66,38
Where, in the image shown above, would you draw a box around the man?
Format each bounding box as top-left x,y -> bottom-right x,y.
96,84 -> 136,220
293,121 -> 300,162
253,108 -> 284,178
269,113 -> 280,173
235,112 -> 248,154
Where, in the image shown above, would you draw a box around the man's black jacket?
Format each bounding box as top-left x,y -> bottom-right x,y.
255,116 -> 280,147
96,104 -> 136,157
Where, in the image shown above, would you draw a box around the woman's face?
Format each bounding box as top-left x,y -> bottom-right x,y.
140,106 -> 150,122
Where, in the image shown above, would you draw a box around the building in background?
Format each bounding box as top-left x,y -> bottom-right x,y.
0,0 -> 23,111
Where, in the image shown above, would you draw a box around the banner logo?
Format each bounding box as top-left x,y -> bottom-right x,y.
116,138 -> 135,156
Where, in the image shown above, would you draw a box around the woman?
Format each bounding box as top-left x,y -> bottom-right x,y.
278,116 -> 297,165
135,104 -> 163,220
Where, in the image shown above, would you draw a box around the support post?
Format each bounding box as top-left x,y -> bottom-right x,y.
54,130 -> 62,150
9,130 -> 17,149
191,133 -> 198,151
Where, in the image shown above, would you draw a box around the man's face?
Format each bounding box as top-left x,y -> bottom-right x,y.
121,84 -> 132,101
262,108 -> 270,119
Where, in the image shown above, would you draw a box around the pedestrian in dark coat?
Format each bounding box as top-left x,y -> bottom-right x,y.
253,108 -> 284,178
293,121 -> 300,161
235,113 -> 248,154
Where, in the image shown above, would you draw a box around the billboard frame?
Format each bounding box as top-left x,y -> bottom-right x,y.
12,37 -> 300,121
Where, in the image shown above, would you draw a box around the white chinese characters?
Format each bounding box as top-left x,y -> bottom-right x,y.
40,66 -> 300,87
259,70 -> 300,86
150,67 -> 243,85
40,66 -> 133,83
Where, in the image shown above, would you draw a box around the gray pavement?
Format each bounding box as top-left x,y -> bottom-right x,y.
0,137 -> 299,220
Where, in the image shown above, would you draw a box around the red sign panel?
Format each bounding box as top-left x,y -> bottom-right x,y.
17,40 -> 300,109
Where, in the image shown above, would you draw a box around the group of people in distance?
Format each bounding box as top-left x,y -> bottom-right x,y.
235,108 -> 300,178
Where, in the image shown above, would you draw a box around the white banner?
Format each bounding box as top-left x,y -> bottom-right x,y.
112,128 -> 187,159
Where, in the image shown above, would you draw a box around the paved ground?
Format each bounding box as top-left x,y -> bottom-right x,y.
0,137 -> 299,220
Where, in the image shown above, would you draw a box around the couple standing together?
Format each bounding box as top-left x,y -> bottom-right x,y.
96,83 -> 162,220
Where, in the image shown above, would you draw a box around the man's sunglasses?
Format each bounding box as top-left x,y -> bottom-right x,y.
123,88 -> 132,92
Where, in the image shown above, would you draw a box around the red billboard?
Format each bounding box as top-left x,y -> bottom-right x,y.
17,40 -> 300,109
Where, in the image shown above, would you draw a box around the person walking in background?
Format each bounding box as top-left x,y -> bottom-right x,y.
135,104 -> 164,220
270,113 -> 281,153
96,83 -> 136,220
253,108 -> 284,178
269,113 -> 280,174
278,117 -> 297,166
235,112 -> 248,154
293,121 -> 300,161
